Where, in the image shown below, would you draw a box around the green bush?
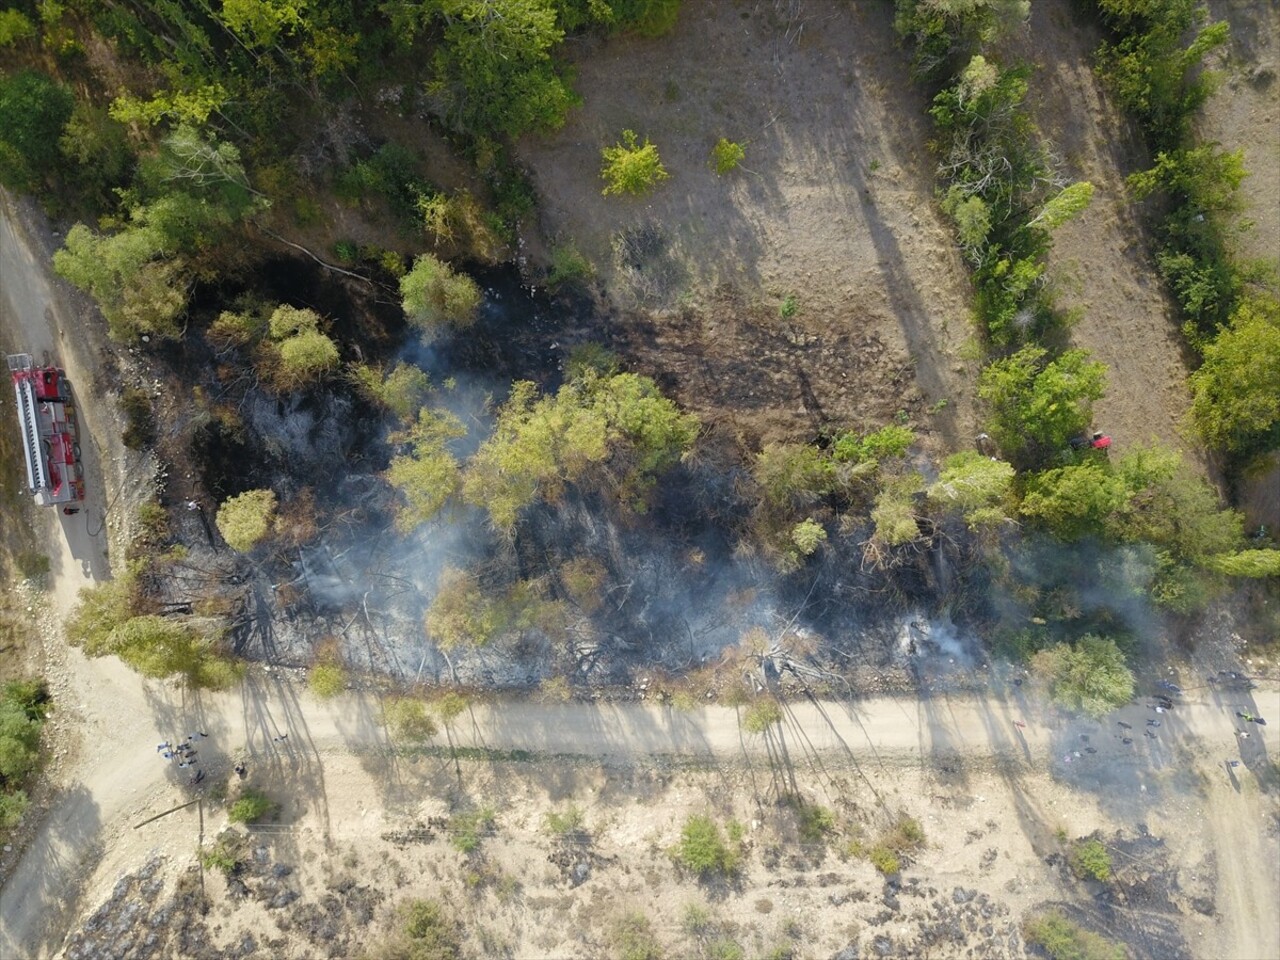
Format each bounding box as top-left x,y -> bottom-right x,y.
1023,911 -> 1127,960
199,838 -> 241,874
1069,838 -> 1113,882
308,663 -> 345,699
448,807 -> 496,853
711,138 -> 745,175
1190,295 -> 1280,455
0,790 -> 29,829
742,699 -> 782,734
546,242 -> 594,291
400,254 -> 483,332
1031,635 -> 1134,718
384,698 -> 439,744
216,489 -> 278,552
613,912 -> 663,960
601,130 -> 669,197
795,803 -> 837,845
397,899 -> 462,960
868,845 -> 901,875
228,788 -> 276,824
675,814 -> 740,877
544,804 -> 586,837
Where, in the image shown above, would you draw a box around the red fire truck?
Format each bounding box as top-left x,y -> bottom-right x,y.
7,353 -> 85,512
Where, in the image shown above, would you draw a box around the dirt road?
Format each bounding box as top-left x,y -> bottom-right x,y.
2,193 -> 1278,960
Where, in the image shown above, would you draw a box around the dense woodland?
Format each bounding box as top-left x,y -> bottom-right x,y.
0,0 -> 1277,749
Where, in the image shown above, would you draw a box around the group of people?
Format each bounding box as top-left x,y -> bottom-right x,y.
156,732 -> 208,784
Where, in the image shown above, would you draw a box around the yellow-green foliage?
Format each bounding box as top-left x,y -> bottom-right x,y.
264,305 -> 339,390
425,567 -> 563,650
1023,911 -> 1127,960
308,663 -> 345,699
1069,838 -> 1113,882
351,361 -> 431,422
742,699 -> 782,734
216,489 -> 278,552
462,372 -> 698,529
601,130 -> 669,197
871,472 -> 925,546
1031,635 -> 1135,718
386,408 -> 466,530
711,138 -> 745,175
383,698 -> 438,743
400,254 -> 483,331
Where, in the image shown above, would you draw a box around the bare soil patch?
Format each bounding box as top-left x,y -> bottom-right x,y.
516,0 -> 980,449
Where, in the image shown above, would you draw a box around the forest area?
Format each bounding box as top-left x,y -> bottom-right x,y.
1,0 -> 1279,958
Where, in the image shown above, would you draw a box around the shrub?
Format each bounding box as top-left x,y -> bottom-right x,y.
390,899 -> 462,960
1069,838 -> 1113,882
0,790 -> 29,829
120,386 -> 156,450
613,912 -> 663,960
384,698 -> 438,744
794,802 -> 837,845
546,242 -> 594,290
199,838 -> 241,873
228,788 -> 275,824
215,489 -> 277,552
400,254 -> 483,332
1023,911 -> 1127,960
308,663 -> 345,699
742,699 -> 783,734
868,845 -> 900,875
601,130 -> 669,197
448,807 -> 496,853
544,804 -> 586,837
0,70 -> 74,192
710,138 -> 745,175
676,813 -> 739,877
1031,635 -> 1135,718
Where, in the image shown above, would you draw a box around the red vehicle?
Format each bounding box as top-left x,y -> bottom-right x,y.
7,353 -> 85,512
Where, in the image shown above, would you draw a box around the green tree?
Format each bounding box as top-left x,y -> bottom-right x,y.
264,305 -> 340,390
425,567 -> 562,650
384,899 -> 462,960
0,699 -> 42,783
1208,549 -> 1280,579
0,71 -> 73,192
400,254 -> 483,332
1021,461 -> 1130,540
351,362 -> 432,422
926,450 -> 1014,528
386,408 -> 467,531
427,0 -> 577,137
1189,296 -> 1280,455
216,489 -> 278,552
978,346 -> 1107,466
789,518 -> 828,558
1031,635 -> 1135,718
742,699 -> 783,734
462,372 -> 697,528
601,130 -> 670,196
0,10 -> 36,46
53,223 -> 187,342
1029,181 -> 1095,231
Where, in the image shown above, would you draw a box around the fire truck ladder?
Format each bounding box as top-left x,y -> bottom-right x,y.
7,354 -> 47,494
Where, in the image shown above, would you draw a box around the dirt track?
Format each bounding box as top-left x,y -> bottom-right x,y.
3,196 -> 1279,960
